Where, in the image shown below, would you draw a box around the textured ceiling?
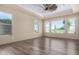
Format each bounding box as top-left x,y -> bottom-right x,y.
17,4 -> 73,18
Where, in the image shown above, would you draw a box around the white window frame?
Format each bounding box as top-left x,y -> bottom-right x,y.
44,16 -> 76,34
33,20 -> 39,33
0,11 -> 12,35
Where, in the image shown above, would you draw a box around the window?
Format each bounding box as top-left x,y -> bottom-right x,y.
51,20 -> 65,33
55,20 -> 65,33
51,21 -> 55,33
45,21 -> 50,33
44,16 -> 76,34
0,11 -> 12,35
67,17 -> 76,33
33,20 -> 39,32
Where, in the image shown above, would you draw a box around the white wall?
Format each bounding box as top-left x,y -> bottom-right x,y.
44,13 -> 79,40
71,4 -> 79,13
0,5 -> 42,45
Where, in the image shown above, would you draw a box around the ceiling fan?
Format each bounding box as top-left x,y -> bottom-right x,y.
42,4 -> 57,11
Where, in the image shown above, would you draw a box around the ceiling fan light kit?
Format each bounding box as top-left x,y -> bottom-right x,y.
43,4 -> 57,11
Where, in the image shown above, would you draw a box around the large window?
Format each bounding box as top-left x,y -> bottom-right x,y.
55,20 -> 65,33
44,17 -> 76,34
45,21 -> 50,33
67,17 -> 76,33
33,20 -> 39,32
51,20 -> 65,33
0,11 -> 12,35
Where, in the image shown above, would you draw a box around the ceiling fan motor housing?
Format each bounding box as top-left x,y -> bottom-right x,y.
44,4 -> 57,11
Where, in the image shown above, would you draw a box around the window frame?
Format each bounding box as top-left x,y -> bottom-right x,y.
33,20 -> 39,33
44,16 -> 76,34
44,21 -> 51,33
66,16 -> 76,34
0,11 -> 12,35
50,19 -> 65,34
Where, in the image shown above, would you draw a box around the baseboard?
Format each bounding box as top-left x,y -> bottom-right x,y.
0,36 -> 42,46
0,36 -> 78,47
44,36 -> 79,40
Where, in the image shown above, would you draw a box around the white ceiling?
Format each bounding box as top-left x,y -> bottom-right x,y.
17,4 -> 79,18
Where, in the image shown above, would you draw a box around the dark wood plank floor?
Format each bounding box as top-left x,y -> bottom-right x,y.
0,37 -> 79,55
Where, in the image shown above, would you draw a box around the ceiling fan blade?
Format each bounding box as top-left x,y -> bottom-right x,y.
43,4 -> 57,11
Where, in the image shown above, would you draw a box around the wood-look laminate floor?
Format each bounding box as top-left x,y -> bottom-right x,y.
0,37 -> 79,55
